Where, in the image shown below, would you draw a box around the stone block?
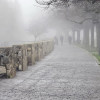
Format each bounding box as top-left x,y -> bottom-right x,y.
0,47 -> 16,78
12,45 -> 27,71
25,44 -> 35,66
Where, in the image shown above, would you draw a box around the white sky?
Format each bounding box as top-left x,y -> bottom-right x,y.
0,0 -> 53,44
18,0 -> 48,24
17,0 -> 50,41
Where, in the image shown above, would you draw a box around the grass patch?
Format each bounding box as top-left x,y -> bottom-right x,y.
75,44 -> 100,64
92,52 -> 100,62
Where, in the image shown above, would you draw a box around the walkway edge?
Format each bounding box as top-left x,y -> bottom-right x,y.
74,45 -> 100,66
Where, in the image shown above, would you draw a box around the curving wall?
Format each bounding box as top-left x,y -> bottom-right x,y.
0,40 -> 54,78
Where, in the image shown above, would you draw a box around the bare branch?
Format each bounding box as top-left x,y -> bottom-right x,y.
65,17 -> 93,24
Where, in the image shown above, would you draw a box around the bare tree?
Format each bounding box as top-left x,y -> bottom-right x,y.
29,19 -> 48,41
35,0 -> 100,24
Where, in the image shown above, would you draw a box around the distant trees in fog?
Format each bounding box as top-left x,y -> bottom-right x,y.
29,19 -> 48,41
35,0 -> 100,55
35,0 -> 100,24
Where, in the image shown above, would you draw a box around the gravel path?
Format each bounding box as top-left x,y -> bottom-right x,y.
0,44 -> 100,100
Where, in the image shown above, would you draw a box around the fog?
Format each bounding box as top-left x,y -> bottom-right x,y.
0,1 -> 100,99
0,0 -> 98,47
0,0 -> 56,46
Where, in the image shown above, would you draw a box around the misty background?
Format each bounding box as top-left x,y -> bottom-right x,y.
0,0 -> 55,46
0,0 -> 97,47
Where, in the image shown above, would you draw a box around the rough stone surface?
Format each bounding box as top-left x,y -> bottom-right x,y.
26,44 -> 33,66
0,44 -> 100,100
0,47 -> 16,77
12,45 -> 27,71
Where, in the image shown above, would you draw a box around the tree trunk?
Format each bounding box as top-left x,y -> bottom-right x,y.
96,23 -> 100,55
91,24 -> 94,49
83,26 -> 89,48
72,31 -> 75,43
77,30 -> 80,44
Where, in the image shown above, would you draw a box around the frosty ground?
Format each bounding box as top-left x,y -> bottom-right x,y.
0,44 -> 100,100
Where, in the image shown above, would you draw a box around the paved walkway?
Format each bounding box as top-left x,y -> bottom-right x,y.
0,44 -> 100,100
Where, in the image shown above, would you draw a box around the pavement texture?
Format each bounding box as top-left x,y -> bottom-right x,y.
0,44 -> 100,100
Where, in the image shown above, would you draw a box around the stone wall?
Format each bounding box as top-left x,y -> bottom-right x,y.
0,40 -> 54,78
